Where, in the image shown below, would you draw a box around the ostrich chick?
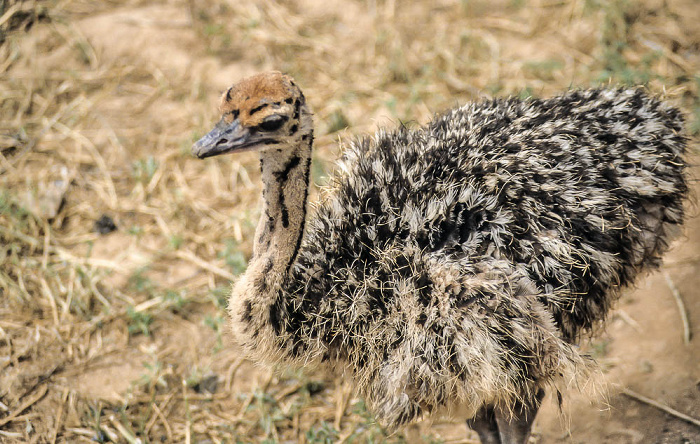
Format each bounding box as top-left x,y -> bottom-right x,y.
192,72 -> 687,443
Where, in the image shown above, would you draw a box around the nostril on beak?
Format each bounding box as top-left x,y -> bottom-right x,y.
216,139 -> 229,147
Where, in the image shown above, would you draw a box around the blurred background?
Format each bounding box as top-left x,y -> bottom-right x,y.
0,0 -> 698,442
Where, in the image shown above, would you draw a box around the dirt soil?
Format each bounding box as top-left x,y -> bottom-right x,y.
1,0 -> 699,443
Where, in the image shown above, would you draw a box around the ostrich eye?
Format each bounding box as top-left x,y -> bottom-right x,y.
259,115 -> 288,132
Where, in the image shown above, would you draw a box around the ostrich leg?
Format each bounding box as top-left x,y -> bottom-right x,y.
468,389 -> 545,444
494,389 -> 545,444
467,406 -> 501,444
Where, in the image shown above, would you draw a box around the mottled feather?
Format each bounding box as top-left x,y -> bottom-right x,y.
201,79 -> 688,430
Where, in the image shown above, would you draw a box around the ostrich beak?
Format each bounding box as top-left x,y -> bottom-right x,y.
192,118 -> 256,158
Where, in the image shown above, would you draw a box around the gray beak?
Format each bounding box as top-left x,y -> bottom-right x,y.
192,118 -> 253,159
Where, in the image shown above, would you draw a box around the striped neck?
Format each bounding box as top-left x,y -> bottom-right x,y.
252,131 -> 313,276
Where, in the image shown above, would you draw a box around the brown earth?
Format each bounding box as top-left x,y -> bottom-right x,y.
1,0 -> 699,443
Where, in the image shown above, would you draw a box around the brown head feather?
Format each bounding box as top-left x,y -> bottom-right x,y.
220,71 -> 299,127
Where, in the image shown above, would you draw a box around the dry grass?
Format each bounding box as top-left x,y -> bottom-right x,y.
1,0 -> 699,442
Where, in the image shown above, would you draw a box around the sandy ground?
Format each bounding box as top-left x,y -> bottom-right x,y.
1,0 -> 699,442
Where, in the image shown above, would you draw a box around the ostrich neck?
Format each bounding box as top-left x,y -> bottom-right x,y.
252,135 -> 313,278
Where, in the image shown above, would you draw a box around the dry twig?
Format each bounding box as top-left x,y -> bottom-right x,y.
0,384 -> 48,427
622,388 -> 700,428
663,270 -> 692,344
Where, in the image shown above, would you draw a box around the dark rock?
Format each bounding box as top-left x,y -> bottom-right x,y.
94,215 -> 117,234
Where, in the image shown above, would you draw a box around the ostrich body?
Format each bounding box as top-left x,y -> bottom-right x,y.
192,72 -> 687,443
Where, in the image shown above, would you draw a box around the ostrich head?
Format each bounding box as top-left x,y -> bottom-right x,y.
192,71 -> 312,159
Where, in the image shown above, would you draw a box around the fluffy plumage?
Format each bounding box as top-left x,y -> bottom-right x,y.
193,74 -> 687,439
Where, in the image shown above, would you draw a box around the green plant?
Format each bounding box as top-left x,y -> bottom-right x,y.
523,59 -> 564,81
204,314 -> 225,352
168,234 -> 184,249
137,359 -> 167,390
209,286 -> 229,309
689,76 -> 700,136
86,404 -> 109,443
220,239 -> 248,274
326,109 -> 350,134
591,338 -> 610,359
518,86 -> 535,99
127,225 -> 144,237
306,421 -> 339,444
346,399 -> 392,443
132,156 -> 159,184
126,306 -> 153,336
164,289 -> 187,311
249,389 -> 287,438
595,0 -> 662,86
128,268 -> 156,294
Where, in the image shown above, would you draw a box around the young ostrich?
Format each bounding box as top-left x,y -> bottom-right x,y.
192,72 -> 687,443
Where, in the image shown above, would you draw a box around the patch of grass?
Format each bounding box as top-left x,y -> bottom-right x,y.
164,289 -> 188,311
203,314 -> 224,331
597,48 -> 661,85
197,6 -> 234,55
137,359 -> 167,391
132,156 -> 159,184
250,388 -> 288,439
326,109 -> 350,134
689,76 -> 700,136
184,366 -> 204,389
220,239 -> 248,275
85,404 -> 110,444
384,96 -> 398,117
168,234 -> 184,249
345,399 -> 395,443
209,286 -> 229,310
594,0 -> 662,86
312,155 -> 331,186
3,0 -> 698,442
204,23 -> 225,37
0,189 -> 34,232
518,86 -> 536,99
128,267 -> 156,295
590,338 -> 610,359
691,106 -> 700,136
127,306 -> 153,336
127,224 -> 144,237
523,59 -> 564,81
204,314 -> 225,352
129,270 -> 191,315
306,421 -> 339,443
